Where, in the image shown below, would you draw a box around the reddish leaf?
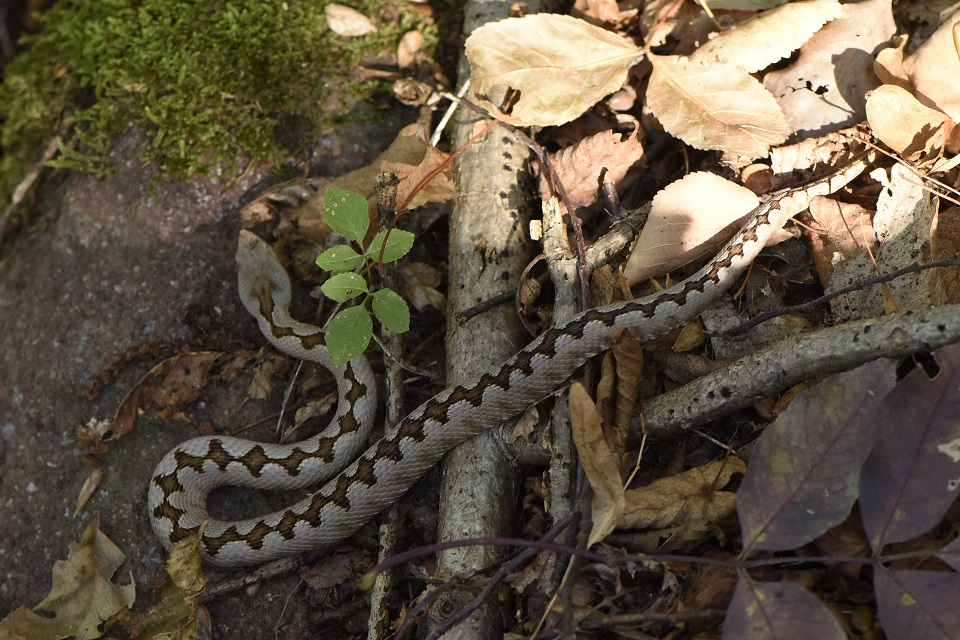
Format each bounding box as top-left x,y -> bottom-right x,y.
723,576 -> 845,640
738,359 -> 896,551
874,567 -> 960,639
936,537 -> 960,573
860,343 -> 960,550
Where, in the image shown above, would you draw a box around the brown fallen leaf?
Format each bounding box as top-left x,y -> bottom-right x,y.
570,382 -> 625,546
0,515 -> 135,639
617,458 -> 745,534
109,351 -> 224,441
537,129 -> 645,210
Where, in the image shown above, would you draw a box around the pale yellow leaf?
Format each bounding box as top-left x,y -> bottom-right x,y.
692,0 -> 843,73
570,382 -> 625,546
466,14 -> 641,126
623,171 -> 760,285
903,8 -> 960,122
325,4 -> 377,37
647,54 -> 790,158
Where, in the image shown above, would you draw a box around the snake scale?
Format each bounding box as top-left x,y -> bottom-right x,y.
148,156 -> 870,567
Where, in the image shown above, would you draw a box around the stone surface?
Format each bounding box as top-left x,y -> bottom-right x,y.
0,112 -> 414,633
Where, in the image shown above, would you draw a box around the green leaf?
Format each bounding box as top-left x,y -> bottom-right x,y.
369,229 -> 415,263
324,188 -> 369,242
321,272 -> 368,302
326,306 -> 373,366
316,245 -> 364,272
371,288 -> 410,333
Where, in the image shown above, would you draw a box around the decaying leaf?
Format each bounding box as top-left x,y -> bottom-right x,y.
109,351 -> 224,440
570,382 -> 625,546
0,516 -> 135,640
113,528 -> 206,638
827,163 -> 939,321
466,14 -> 641,126
902,8 -> 960,122
866,84 -> 950,157
617,458 -> 744,533
537,129 -> 645,210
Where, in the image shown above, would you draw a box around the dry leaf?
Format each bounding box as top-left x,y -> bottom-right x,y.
74,468 -> 103,517
867,84 -> 951,157
903,9 -> 960,122
0,517 -> 136,639
691,0 -> 843,73
570,382 -> 625,546
623,171 -> 760,284
617,458 -> 745,531
807,196 -> 878,285
537,129 -> 645,210
397,30 -> 423,69
466,14 -> 641,126
110,352 -> 223,440
382,144 -> 457,211
325,4 -> 377,37
647,54 -> 790,158
763,0 -> 895,134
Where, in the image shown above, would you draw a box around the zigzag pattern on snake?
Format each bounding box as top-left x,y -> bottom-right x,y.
147,156 -> 870,567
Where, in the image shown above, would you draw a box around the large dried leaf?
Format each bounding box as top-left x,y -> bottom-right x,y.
0,517 -> 135,639
691,0 -> 843,73
723,577 -> 846,640
647,54 -> 790,158
874,568 -> 960,639
903,8 -> 960,122
466,14 -> 641,126
860,343 -> 960,550
617,458 -> 744,532
570,382 -> 625,546
763,0 -> 895,135
623,171 -> 759,284
738,359 -> 896,552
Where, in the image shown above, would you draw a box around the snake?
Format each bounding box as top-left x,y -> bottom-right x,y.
147,155 -> 871,568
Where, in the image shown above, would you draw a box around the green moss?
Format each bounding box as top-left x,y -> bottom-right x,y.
0,0 -> 438,207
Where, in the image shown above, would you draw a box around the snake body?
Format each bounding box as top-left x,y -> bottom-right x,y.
148,158 -> 869,567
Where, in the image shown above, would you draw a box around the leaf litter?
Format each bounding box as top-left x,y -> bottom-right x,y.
20,0 -> 960,637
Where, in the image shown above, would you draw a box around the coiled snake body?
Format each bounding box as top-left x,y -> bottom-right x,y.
148,158 -> 869,567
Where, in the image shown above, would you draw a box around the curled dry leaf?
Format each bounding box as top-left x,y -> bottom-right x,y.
569,382 -> 625,547
466,14 -> 641,126
623,171 -> 760,285
902,8 -> 960,122
866,84 -> 950,157
325,4 -> 377,37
